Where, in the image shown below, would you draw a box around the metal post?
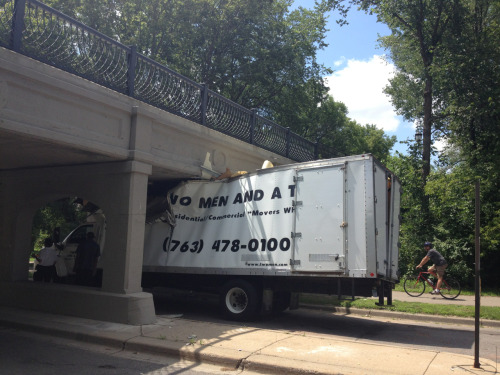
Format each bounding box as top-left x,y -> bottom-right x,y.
201,84 -> 209,127
314,139 -> 319,160
376,280 -> 385,306
379,281 -> 384,305
11,0 -> 27,52
474,180 -> 481,368
127,46 -> 137,97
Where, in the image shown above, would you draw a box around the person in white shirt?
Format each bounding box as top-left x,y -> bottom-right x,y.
35,238 -> 58,282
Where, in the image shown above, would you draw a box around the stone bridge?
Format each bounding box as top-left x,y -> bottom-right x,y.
0,46 -> 295,324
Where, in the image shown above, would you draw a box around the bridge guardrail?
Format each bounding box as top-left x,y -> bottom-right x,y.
1,0 -> 334,162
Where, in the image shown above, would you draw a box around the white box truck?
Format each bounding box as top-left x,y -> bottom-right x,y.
141,154 -> 401,320
56,154 -> 400,320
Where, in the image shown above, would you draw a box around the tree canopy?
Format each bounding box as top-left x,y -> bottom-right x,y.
362,0 -> 500,287
41,0 -> 395,161
34,0 -> 500,288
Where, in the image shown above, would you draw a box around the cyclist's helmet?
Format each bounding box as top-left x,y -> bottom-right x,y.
424,241 -> 432,247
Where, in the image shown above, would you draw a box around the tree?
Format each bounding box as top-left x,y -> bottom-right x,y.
357,0 -> 460,186
385,145 -> 426,277
40,0 -> 122,38
305,95 -> 397,161
41,0 -> 396,162
353,1 -> 465,243
356,1 -> 500,275
32,198 -> 87,251
43,0 -> 333,124
439,0 -> 500,288
425,158 -> 477,285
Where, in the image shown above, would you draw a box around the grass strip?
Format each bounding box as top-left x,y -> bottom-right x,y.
300,294 -> 500,321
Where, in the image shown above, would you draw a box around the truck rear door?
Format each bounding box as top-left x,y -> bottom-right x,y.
291,164 -> 346,273
388,175 -> 401,280
374,163 -> 389,278
374,164 -> 401,281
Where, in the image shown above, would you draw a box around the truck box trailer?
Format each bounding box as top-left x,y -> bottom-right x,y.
141,154 -> 401,320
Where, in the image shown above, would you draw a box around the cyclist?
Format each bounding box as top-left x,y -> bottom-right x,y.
416,242 -> 448,295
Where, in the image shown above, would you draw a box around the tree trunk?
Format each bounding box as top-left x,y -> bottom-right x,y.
422,75 -> 432,185
421,74 -> 432,236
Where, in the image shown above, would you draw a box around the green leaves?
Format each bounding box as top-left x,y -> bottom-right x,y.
32,198 -> 87,250
356,0 -> 500,288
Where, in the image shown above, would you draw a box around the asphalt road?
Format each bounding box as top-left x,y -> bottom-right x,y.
0,326 -> 261,375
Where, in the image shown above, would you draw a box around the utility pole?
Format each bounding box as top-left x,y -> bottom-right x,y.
474,181 -> 481,368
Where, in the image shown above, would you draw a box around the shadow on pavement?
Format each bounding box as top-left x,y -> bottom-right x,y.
151,290 -> 475,352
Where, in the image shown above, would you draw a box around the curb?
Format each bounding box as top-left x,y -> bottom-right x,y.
1,306 -> 498,375
300,304 -> 500,328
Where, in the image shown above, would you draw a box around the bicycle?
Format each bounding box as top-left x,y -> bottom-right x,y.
403,270 -> 461,299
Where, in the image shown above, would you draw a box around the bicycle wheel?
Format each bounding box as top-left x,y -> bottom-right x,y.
439,277 -> 461,299
404,276 -> 426,297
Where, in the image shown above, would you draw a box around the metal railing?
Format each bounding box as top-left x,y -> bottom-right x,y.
0,0 -> 325,161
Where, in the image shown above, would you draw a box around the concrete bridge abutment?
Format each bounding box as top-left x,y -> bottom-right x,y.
0,46 -> 294,324
0,160 -> 156,324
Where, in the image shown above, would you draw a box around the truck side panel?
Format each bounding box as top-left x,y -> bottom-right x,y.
144,169 -> 296,273
143,155 -> 399,283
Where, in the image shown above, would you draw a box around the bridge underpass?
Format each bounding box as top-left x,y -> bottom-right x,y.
0,46 -> 297,324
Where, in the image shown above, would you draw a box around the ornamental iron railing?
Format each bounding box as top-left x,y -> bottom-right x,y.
0,0 -> 328,161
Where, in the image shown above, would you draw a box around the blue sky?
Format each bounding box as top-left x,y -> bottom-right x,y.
291,1 -> 416,155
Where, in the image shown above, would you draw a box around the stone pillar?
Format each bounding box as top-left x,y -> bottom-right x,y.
100,160 -> 151,294
0,170 -> 35,281
0,162 -> 156,324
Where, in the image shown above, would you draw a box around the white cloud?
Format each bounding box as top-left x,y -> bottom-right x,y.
433,137 -> 447,152
325,55 -> 400,132
333,56 -> 346,67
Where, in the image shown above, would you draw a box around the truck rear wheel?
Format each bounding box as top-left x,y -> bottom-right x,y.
220,279 -> 260,321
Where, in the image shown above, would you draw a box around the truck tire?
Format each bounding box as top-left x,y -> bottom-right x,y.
220,279 -> 260,321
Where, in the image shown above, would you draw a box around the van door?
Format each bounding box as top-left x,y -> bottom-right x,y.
291,164 -> 346,273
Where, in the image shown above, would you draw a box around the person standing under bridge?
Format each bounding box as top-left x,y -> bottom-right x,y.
74,232 -> 101,286
35,238 -> 58,282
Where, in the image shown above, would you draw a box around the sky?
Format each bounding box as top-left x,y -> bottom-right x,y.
292,2 -> 416,155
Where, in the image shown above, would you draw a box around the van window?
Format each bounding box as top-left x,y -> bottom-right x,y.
67,225 -> 92,244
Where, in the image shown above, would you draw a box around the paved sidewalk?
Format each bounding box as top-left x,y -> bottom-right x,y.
0,305 -> 497,375
391,290 -> 500,307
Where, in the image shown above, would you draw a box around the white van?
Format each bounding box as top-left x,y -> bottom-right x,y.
56,211 -> 106,277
